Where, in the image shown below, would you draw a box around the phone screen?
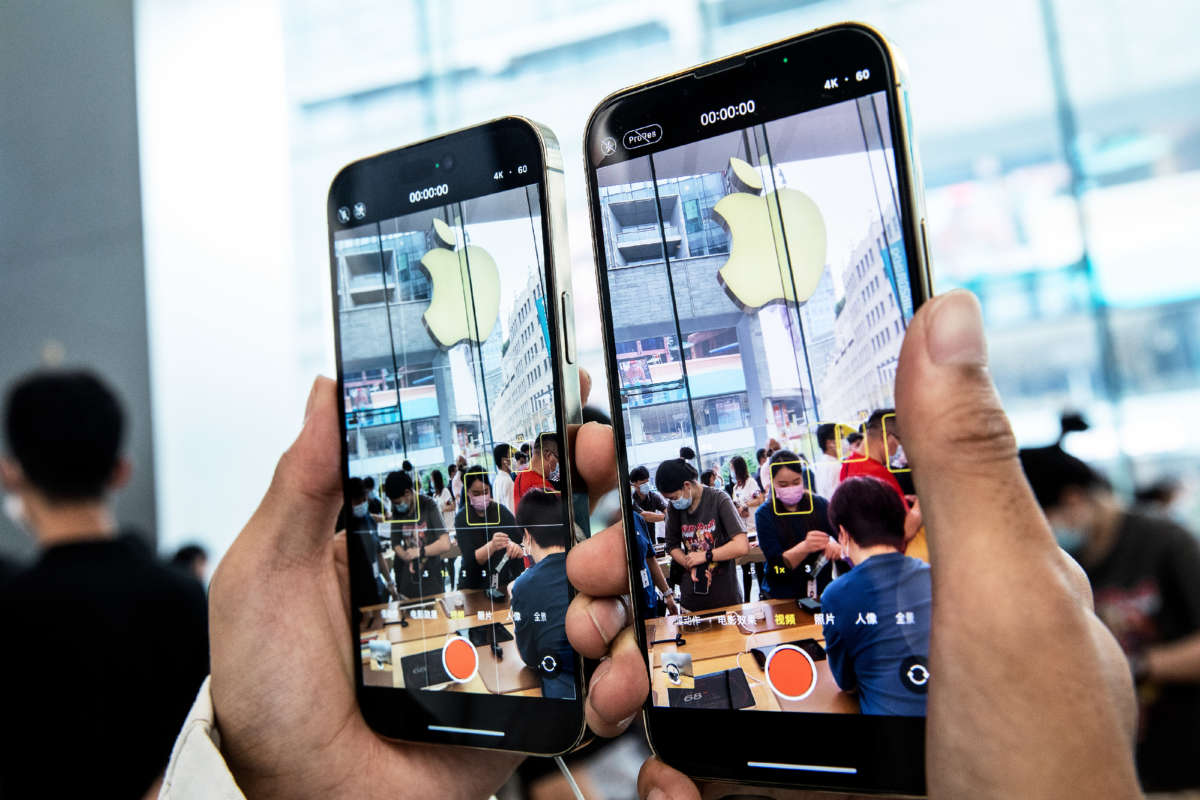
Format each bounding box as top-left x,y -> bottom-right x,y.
328,119 -> 584,752
587,27 -> 929,790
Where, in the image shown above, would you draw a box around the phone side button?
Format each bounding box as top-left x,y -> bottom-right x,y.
920,218 -> 933,274
560,290 -> 577,363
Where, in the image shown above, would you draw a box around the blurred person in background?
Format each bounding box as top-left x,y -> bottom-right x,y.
629,465 -> 667,527
1021,444 -> 1200,792
730,454 -> 765,603
679,445 -> 696,464
492,442 -> 515,513
0,371 -> 209,799
170,542 -> 209,584
446,462 -> 458,505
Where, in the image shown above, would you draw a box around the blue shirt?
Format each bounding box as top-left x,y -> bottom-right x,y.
510,552 -> 575,699
819,552 -> 931,716
631,513 -> 658,615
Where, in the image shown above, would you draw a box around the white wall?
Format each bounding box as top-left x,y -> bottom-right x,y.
136,0 -> 307,563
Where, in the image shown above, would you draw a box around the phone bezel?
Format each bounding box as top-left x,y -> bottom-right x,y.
326,116 -> 588,757
583,24 -> 932,795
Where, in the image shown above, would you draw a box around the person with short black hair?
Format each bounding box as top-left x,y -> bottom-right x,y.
453,467 -> 524,592
509,490 -> 574,698
492,443 -> 515,512
819,476 -> 931,716
813,422 -> 843,500
514,432 -> 560,507
383,470 -> 450,598
755,451 -> 842,599
839,410 -> 907,505
1020,444 -> 1200,791
628,464 -> 668,523
170,543 -> 209,583
0,370 -> 209,798
658,458 -> 748,610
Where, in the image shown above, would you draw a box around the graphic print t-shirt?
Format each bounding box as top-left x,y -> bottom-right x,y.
392,495 -> 449,598
1084,512 -> 1200,791
664,486 -> 745,610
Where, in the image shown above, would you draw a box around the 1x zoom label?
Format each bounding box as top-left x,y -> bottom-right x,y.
623,124 -> 662,150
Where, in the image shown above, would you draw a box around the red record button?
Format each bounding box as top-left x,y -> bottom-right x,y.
442,637 -> 478,683
764,644 -> 818,701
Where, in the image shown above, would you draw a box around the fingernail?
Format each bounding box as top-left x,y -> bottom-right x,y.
926,291 -> 987,366
587,597 -> 628,645
591,656 -> 612,688
646,788 -> 668,800
303,378 -> 320,424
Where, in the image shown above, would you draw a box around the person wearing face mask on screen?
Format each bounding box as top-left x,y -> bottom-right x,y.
453,467 -> 524,594
342,477 -> 398,606
755,451 -> 844,600
657,457 -> 748,612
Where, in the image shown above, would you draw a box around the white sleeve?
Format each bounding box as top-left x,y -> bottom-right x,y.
159,676 -> 245,800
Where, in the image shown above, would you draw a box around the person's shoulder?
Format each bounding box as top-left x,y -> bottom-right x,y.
754,501 -> 772,527
820,572 -> 849,609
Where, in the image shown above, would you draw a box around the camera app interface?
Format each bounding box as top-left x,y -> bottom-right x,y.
595,90 -> 929,717
335,181 -> 575,702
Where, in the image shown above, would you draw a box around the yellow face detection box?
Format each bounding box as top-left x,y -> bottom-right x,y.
823,420 -> 868,464
463,469 -> 501,526
770,459 -> 814,516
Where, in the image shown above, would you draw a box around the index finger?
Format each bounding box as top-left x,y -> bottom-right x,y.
567,521 -> 630,598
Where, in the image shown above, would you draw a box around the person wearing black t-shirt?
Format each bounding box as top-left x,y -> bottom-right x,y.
657,458 -> 748,611
1021,445 -> 1200,792
454,466 -> 524,593
509,490 -> 575,699
755,451 -> 845,599
0,370 -> 209,799
363,475 -> 384,518
343,477 -> 397,608
383,470 -> 451,598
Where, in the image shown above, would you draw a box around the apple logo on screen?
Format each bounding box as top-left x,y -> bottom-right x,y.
712,156 -> 826,310
420,217 -> 501,348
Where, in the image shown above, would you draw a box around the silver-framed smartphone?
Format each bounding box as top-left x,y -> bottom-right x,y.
584,23 -> 933,794
326,116 -> 588,755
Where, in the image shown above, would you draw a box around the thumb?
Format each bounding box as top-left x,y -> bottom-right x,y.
895,290 -> 1052,562
251,376 -> 343,561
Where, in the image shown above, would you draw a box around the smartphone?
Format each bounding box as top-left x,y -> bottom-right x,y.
585,24 -> 932,794
327,117 -> 588,755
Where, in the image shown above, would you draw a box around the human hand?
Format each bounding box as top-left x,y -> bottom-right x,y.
505,541 -> 524,561
803,530 -> 830,553
489,531 -> 511,553
684,551 -> 707,568
664,595 -> 679,615
823,540 -> 843,563
208,377 -> 518,799
571,291 -> 1141,800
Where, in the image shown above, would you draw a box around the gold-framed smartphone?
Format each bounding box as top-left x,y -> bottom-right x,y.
584,23 -> 933,794
327,116 -> 588,755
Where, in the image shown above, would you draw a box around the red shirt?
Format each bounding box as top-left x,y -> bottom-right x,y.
513,469 -> 554,509
838,457 -> 908,508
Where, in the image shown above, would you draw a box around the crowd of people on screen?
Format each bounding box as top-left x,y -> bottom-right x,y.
628,409 -> 932,716
341,433 -> 572,697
